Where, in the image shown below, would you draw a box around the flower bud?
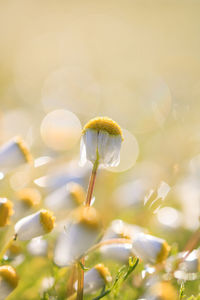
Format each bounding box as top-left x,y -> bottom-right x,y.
15,209 -> 55,240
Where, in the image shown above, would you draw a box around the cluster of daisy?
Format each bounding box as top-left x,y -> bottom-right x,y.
0,117 -> 199,300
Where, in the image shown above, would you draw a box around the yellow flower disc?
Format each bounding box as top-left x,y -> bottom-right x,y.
40,209 -> 55,233
83,117 -> 123,139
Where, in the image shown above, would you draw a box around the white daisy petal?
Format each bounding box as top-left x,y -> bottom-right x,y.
85,130 -> 98,164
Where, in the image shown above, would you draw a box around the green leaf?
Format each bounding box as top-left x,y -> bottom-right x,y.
79,261 -> 89,271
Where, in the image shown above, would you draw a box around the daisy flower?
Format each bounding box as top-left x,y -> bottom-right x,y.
80,117 -> 123,167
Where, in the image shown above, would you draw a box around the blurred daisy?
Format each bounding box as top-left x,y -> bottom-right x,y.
0,198 -> 14,227
74,264 -> 112,294
166,249 -> 200,275
45,182 -> 85,212
80,117 -> 123,167
15,209 -> 55,240
12,188 -> 41,221
0,265 -> 19,300
132,233 -> 170,264
102,219 -> 147,242
54,206 -> 101,266
0,136 -> 32,172
144,281 -> 178,300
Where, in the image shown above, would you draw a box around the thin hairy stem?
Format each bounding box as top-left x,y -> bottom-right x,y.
85,159 -> 99,206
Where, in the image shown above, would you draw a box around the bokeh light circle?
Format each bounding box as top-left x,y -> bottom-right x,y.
106,129 -> 139,173
40,109 -> 82,151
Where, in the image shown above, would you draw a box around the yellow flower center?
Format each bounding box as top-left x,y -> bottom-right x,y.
95,264 -> 112,283
15,136 -> 33,163
0,265 -> 19,288
0,198 -> 13,227
156,241 -> 170,263
82,117 -> 123,139
75,207 -> 101,229
16,188 -> 41,208
40,209 -> 55,233
68,183 -> 86,206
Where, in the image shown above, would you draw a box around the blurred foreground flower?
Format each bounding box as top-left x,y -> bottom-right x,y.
74,263 -> 112,294
15,209 -> 55,240
80,117 -> 123,167
132,233 -> 170,264
0,265 -> 19,300
0,198 -> 13,227
0,137 -> 32,172
54,206 -> 101,266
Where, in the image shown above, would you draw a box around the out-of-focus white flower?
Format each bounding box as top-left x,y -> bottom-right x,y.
54,207 -> 101,267
15,209 -> 55,240
179,249 -> 200,273
12,188 -> 41,221
0,198 -> 14,227
80,117 -> 123,167
100,243 -> 133,264
144,181 -> 171,213
0,265 -> 19,300
166,249 -> 200,275
132,233 -> 170,264
114,179 -> 149,208
0,136 -> 32,172
142,281 -> 178,300
40,276 -> 55,294
102,219 -> 146,242
34,159 -> 89,192
74,264 -> 112,294
27,237 -> 48,256
45,182 -> 85,212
